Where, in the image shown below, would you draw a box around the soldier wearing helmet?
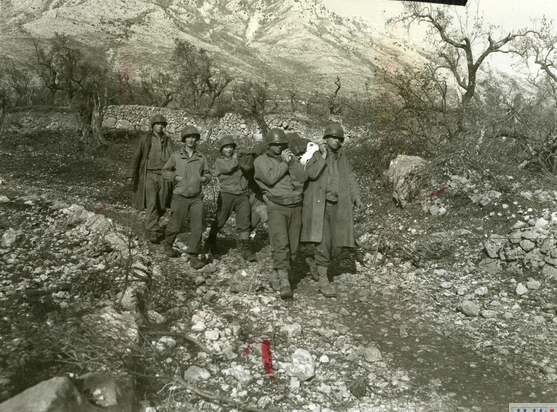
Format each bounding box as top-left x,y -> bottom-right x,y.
161,125 -> 212,270
301,122 -> 364,298
254,127 -> 308,299
206,135 -> 256,261
127,114 -> 177,243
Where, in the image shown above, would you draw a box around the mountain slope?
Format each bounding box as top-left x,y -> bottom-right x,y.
0,0 -> 424,95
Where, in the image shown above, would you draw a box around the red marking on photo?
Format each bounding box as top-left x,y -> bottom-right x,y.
426,187 -> 447,198
261,338 -> 275,383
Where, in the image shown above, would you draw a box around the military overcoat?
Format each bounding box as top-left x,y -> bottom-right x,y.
127,131 -> 177,210
301,151 -> 361,248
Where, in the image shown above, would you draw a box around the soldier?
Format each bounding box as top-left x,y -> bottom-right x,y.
206,135 -> 256,261
161,125 -> 212,270
301,122 -> 364,298
127,114 -> 176,243
254,128 -> 308,299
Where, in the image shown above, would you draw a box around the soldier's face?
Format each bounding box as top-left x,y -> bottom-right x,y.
185,136 -> 198,148
153,123 -> 165,134
268,143 -> 286,156
326,136 -> 343,152
222,144 -> 235,157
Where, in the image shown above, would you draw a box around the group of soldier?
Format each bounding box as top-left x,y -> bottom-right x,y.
127,114 -> 363,300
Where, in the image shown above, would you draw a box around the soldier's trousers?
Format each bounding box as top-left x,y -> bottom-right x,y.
163,194 -> 204,254
145,171 -> 172,233
267,202 -> 302,271
210,192 -> 251,239
314,201 -> 342,267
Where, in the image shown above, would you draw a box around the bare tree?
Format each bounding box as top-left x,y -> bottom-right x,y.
328,76 -> 342,116
173,40 -> 233,110
391,1 -> 529,107
232,80 -> 277,136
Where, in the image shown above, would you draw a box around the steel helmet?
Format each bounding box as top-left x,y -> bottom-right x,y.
181,125 -> 201,141
218,135 -> 236,150
150,114 -> 167,127
266,128 -> 288,145
323,122 -> 344,140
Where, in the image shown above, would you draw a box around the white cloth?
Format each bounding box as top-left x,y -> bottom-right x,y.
300,142 -> 320,166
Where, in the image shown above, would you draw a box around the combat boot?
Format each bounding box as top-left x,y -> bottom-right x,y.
317,266 -> 336,298
163,243 -> 179,258
237,239 -> 256,262
269,270 -> 281,292
278,269 -> 293,299
305,256 -> 319,281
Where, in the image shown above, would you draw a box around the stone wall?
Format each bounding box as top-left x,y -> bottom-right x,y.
102,105 -> 339,142
1,105 -> 367,143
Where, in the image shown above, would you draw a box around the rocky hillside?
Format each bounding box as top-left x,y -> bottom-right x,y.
0,0 -> 422,94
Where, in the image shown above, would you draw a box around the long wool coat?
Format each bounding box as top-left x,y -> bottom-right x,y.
127,131 -> 177,210
301,150 -> 361,248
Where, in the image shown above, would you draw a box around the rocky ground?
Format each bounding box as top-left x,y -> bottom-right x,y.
1,131 -> 557,411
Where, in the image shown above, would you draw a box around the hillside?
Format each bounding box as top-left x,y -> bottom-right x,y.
0,0 -> 425,95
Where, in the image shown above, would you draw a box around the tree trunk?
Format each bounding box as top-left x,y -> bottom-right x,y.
91,99 -> 108,147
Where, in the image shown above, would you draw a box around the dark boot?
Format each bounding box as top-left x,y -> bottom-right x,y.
278,269 -> 293,299
269,270 -> 281,292
189,254 -> 205,270
317,266 -> 336,298
305,256 -> 319,281
163,243 -> 179,258
238,239 -> 256,262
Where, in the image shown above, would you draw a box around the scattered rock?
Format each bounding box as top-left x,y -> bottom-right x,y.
0,376 -> 100,412
281,323 -> 302,338
459,300 -> 480,317
480,310 -> 497,318
527,280 -> 541,290
348,376 -> 367,398
362,346 -> 382,362
1,228 -> 24,248
183,366 -> 211,382
385,155 -> 429,207
286,349 -> 315,382
516,284 -> 529,295
81,372 -> 135,412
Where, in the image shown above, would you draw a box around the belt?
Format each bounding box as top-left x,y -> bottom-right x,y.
267,194 -> 302,206
147,170 -> 162,175
326,199 -> 338,205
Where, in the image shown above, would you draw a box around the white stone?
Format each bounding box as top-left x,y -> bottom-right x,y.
204,329 -> 220,341
319,354 -> 330,363
183,365 -> 211,382
286,349 -> 315,382
281,323 -> 302,338
362,346 -> 382,362
516,283 -> 529,295
192,321 -> 206,332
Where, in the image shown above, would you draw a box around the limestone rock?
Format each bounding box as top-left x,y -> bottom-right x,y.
459,300 -> 480,317
519,239 -> 536,252
183,366 -> 211,382
348,376 -> 367,398
516,283 -> 529,295
1,228 -> 24,248
281,323 -> 302,338
484,235 -> 506,258
385,155 -> 428,207
527,280 -> 541,290
362,345 -> 382,362
0,376 -> 102,412
286,349 -> 315,382
81,373 -> 135,412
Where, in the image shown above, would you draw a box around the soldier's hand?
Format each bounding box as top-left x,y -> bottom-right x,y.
263,194 -> 270,205
175,176 -> 183,182
126,177 -> 133,184
281,149 -> 294,163
200,176 -> 208,183
354,198 -> 365,212
319,143 -> 328,159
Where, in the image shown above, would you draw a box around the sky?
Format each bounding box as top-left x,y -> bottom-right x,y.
321,0 -> 557,76
321,0 -> 557,31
